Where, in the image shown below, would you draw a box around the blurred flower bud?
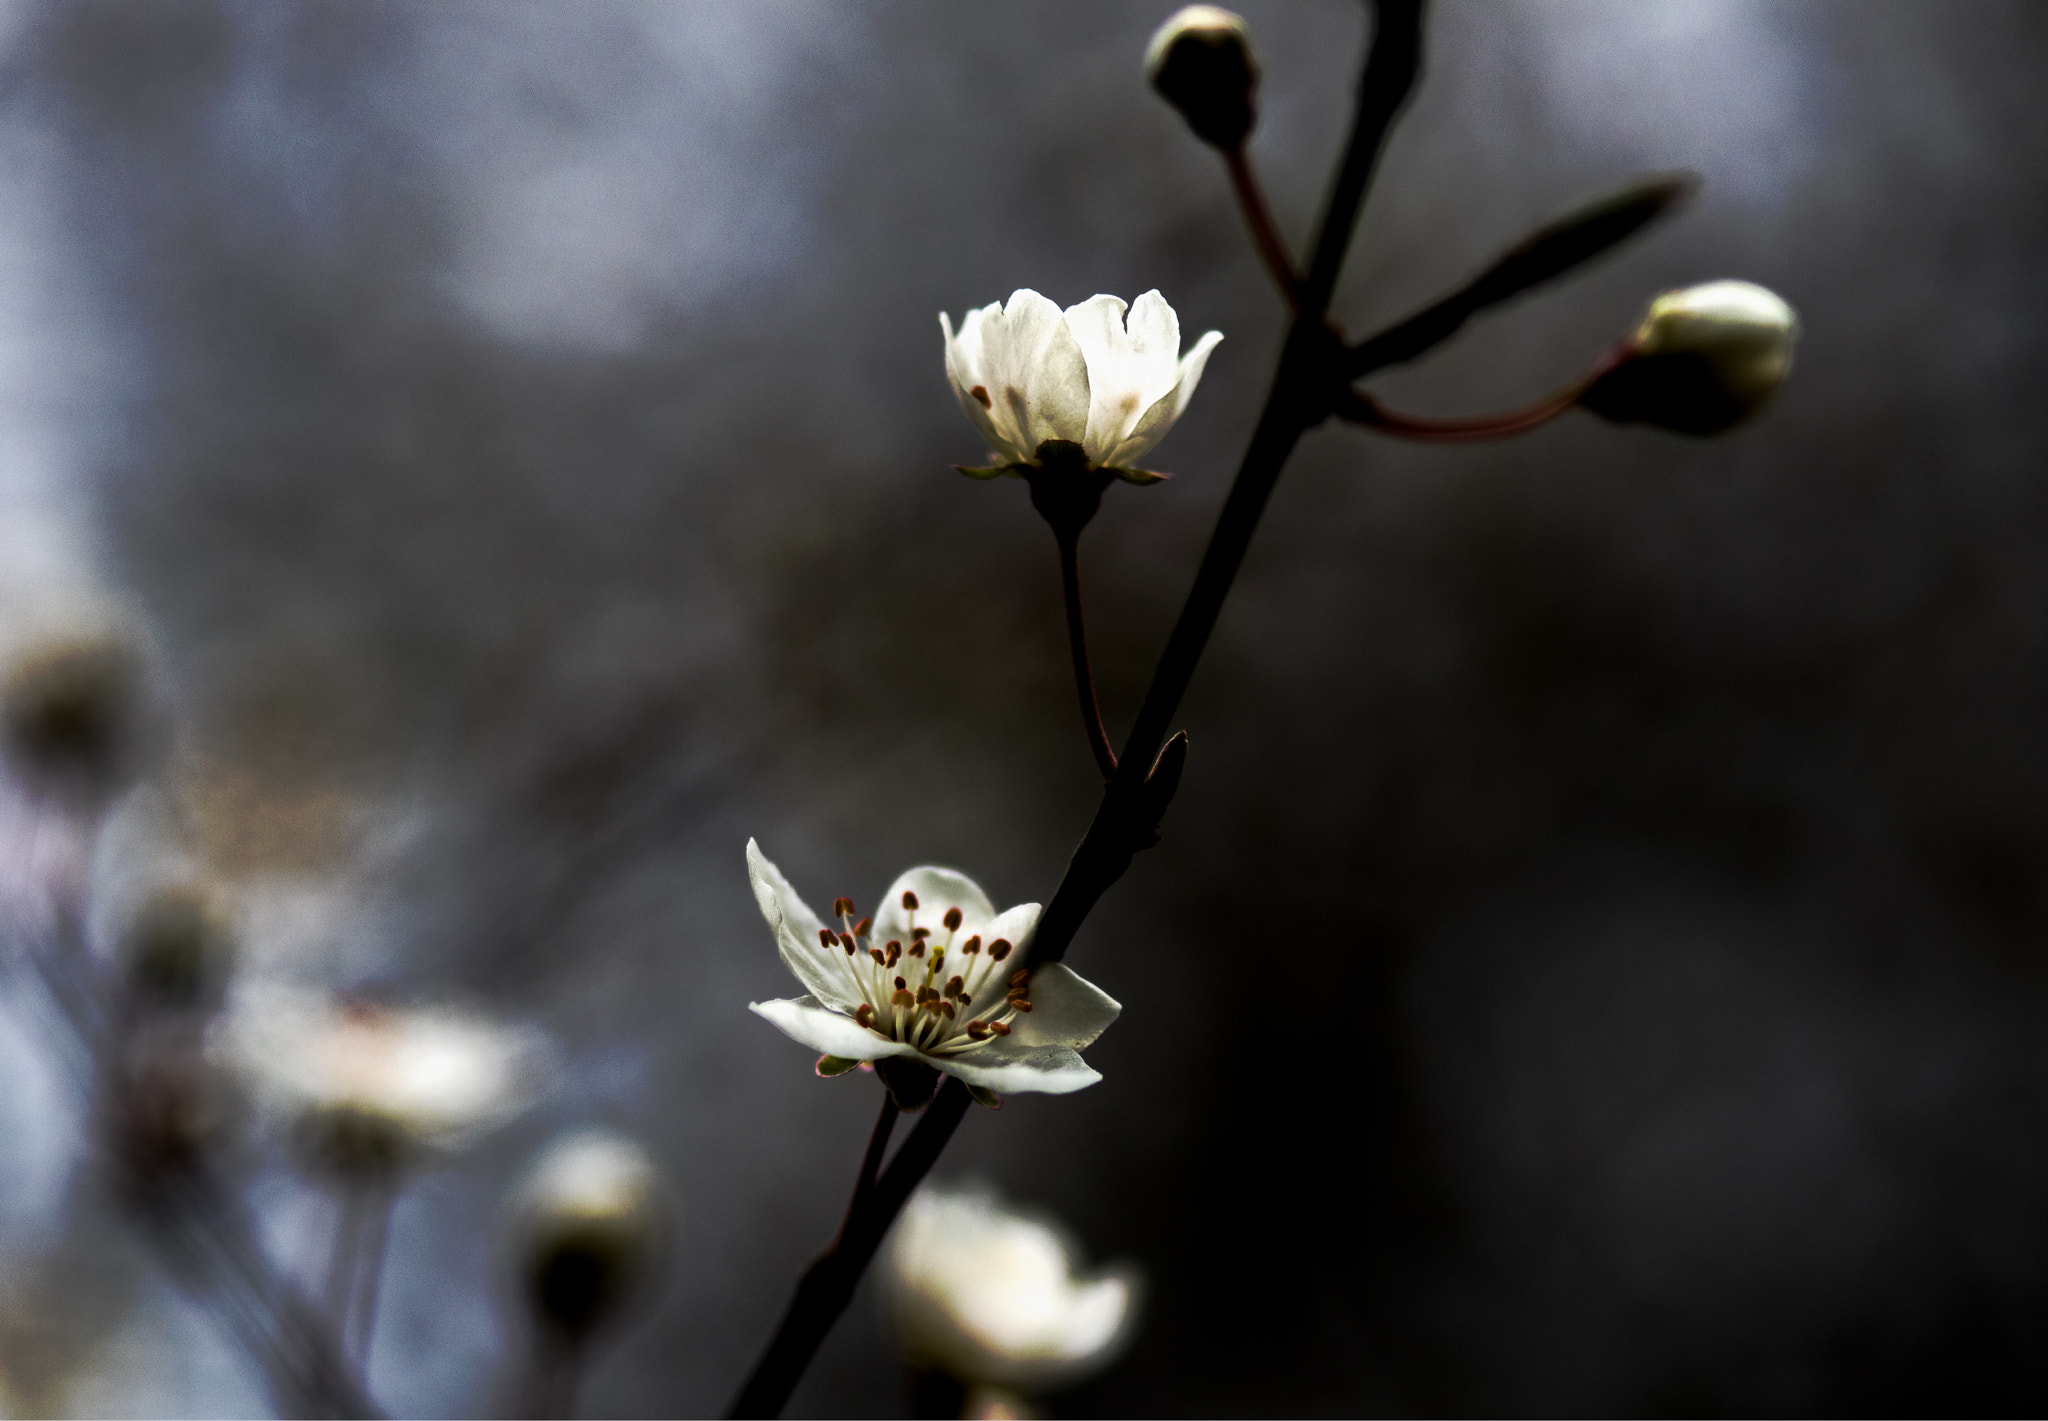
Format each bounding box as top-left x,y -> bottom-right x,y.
1144,6 -> 1258,150
883,1182 -> 1140,1396
1,627 -> 151,809
122,884 -> 234,1016
108,1021 -> 235,1189
511,1131 -> 669,1350
215,984 -> 548,1179
1580,279 -> 1799,436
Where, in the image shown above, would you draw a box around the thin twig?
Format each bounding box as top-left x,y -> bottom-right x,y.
1224,146 -> 1300,310
1056,527 -> 1119,781
844,1092 -> 900,1228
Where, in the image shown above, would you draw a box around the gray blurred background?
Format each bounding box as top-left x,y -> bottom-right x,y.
1,0 -> 2046,1414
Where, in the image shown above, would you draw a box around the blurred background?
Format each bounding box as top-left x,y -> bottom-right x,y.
1,0 -> 2046,1414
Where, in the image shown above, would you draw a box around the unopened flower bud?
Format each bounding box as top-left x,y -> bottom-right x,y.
512,1131 -> 669,1350
1580,279 -> 1799,436
1,627 -> 150,808
1144,6 -> 1258,150
123,885 -> 234,1015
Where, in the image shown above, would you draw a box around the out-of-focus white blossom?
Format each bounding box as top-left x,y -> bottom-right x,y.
941,289 -> 1221,483
884,1182 -> 1140,1392
511,1130 -> 669,1346
745,840 -> 1119,1098
216,984 -> 547,1173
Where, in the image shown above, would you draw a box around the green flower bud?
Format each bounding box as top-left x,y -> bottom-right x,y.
1144,6 -> 1259,150
1580,279 -> 1799,436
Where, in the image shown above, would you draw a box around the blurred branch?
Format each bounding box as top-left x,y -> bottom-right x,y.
1345,172 -> 1696,378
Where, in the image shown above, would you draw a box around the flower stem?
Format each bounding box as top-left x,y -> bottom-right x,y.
1056,526 -> 1119,782
843,1093 -> 899,1229
726,1081 -> 970,1418
1225,145 -> 1300,311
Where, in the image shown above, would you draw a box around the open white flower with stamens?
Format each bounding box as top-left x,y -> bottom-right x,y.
745,840 -> 1119,1097
941,289 -> 1222,484
884,1181 -> 1140,1392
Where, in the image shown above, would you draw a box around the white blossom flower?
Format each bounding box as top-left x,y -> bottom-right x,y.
216,984 -> 548,1172
884,1181 -> 1140,1392
745,840 -> 1118,1097
941,289 -> 1222,483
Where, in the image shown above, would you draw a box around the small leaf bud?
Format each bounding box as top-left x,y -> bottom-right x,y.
1580,279 -> 1798,436
1145,6 -> 1259,150
512,1131 -> 669,1351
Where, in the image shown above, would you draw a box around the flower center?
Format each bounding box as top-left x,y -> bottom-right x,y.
812,895 -> 1035,1056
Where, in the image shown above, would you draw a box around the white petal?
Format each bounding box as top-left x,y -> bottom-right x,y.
751,996 -> 919,1062
1104,329 -> 1222,467
1013,963 -> 1120,1051
987,290 -> 1089,455
938,1045 -> 1102,1096
944,307 -> 1027,463
746,839 -> 861,1012
977,901 -> 1041,954
872,865 -> 999,945
1123,291 -> 1182,396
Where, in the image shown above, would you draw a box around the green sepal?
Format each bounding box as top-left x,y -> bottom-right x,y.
953,463 -> 1008,479
966,1084 -> 1004,1110
814,1054 -> 864,1077
1110,465 -> 1170,485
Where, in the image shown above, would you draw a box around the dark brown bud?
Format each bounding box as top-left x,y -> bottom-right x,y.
1145,6 -> 1259,150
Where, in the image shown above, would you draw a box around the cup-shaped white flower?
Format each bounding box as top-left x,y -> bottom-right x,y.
884,1182 -> 1139,1392
745,840 -> 1119,1097
216,984 -> 548,1175
941,289 -> 1222,484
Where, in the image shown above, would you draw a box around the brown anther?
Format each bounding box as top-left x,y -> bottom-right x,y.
895,975 -> 908,991
901,890 -> 919,911
989,939 -> 1012,962
944,976 -> 964,998
962,936 -> 981,954
917,986 -> 936,1003
958,993 -> 972,1006
939,1001 -> 955,1019
844,937 -> 857,956
971,385 -> 992,410
911,926 -> 931,940
854,1003 -> 876,1029
818,928 -> 836,948
1009,969 -> 1030,988
838,932 -> 856,949
886,943 -> 902,967
869,947 -> 886,965
989,1021 -> 1012,1036
832,896 -> 854,918
893,988 -> 915,1007
853,916 -> 873,938
1009,998 -> 1034,1013
909,941 -> 926,958
943,907 -> 963,932
967,1022 -> 990,1040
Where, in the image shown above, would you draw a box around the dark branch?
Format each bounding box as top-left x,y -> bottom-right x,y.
1300,0 -> 1425,316
1346,170 -> 1697,378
